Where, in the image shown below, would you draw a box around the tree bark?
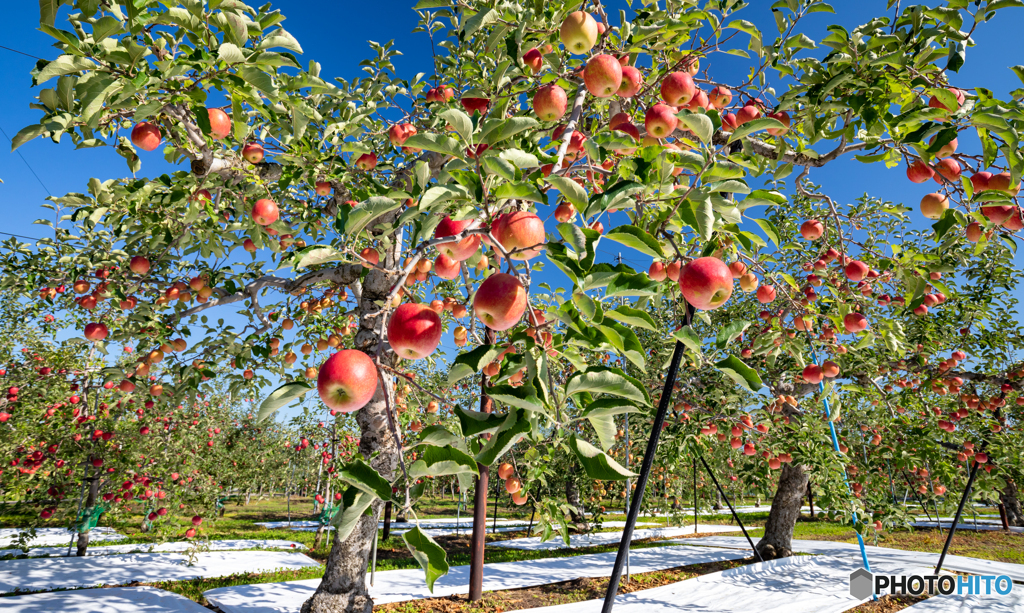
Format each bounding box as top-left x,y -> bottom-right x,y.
1000,478 -> 1024,527
755,463 -> 809,560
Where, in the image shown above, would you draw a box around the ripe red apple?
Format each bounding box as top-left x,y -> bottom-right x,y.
241,142 -> 264,163
512,490 -> 528,505
84,322 -> 109,341
965,221 -> 983,242
207,108 -> 231,140
492,211 -> 545,260
434,254 -> 461,279
989,172 -> 1020,195
666,261 -> 681,282
554,203 -> 576,223
920,193 -> 948,220
243,239 -> 257,253
474,273 -> 527,331
735,104 -> 761,126
497,463 -> 514,479
617,66 -> 643,98
822,360 -> 840,378
425,86 -> 454,103
1002,207 -> 1024,231
645,104 -> 679,138
360,247 -> 380,267
131,122 -> 162,151
800,220 -> 823,240
560,11 -> 598,54
756,285 -> 776,303
678,257 -> 733,310
844,260 -> 869,281
906,160 -> 934,183
435,216 -> 481,261
389,123 -> 417,147
660,72 -> 695,106
355,153 -> 377,171
583,55 -> 622,97
708,86 -> 732,109
317,350 -> 378,413
315,181 -> 332,196
388,303 -> 442,360
649,262 -> 667,281
930,134 -> 957,157
522,48 -> 543,74
803,364 -> 823,384
461,97 -> 490,115
982,204 -> 1014,225
766,111 -> 790,136
252,199 -> 279,226
505,477 -> 522,494
933,158 -> 961,184
533,84 -> 568,121
844,313 -> 868,333
129,256 -> 151,275
721,113 -> 738,132
728,261 -> 747,278
185,527 -> 197,539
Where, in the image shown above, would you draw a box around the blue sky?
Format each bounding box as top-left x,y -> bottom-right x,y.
2,1 -> 1023,421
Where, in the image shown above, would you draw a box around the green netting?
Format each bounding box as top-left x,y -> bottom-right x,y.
75,503 -> 108,533
317,503 -> 338,526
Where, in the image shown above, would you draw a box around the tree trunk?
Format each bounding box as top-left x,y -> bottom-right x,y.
565,478 -> 588,532
76,472 -> 99,557
755,463 -> 808,560
1000,478 -> 1024,527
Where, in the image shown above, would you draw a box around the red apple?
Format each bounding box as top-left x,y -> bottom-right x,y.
435,216 -> 481,261
474,273 -> 527,331
933,158 -> 961,184
844,313 -> 868,333
243,239 -> 257,253
505,476 -> 522,494
766,111 -> 790,136
981,204 -> 1014,225
84,323 -> 109,341
920,193 -> 948,220
533,84 -> 567,121
560,11 -> 598,54
388,303 -> 442,360
735,104 -> 761,126
906,160 -> 934,183
583,55 -> 622,98
317,350 -> 378,413
131,122 -> 162,151
315,181 -> 332,196
660,72 -> 695,106
708,86 -> 732,109
434,254 -> 461,279
928,87 -> 965,115
930,134 -> 957,157
461,97 -> 490,115
554,203 -> 576,223
389,123 -> 417,147
756,285 -> 776,304
800,220 -> 823,240
492,211 -> 545,260
649,262 -> 667,281
252,199 -> 279,226
1002,207 -> 1024,231
355,153 -> 377,171
242,142 -> 264,163
617,66 -> 643,98
678,257 -> 733,310
129,256 -> 151,275
989,172 -> 1020,196
207,108 -> 231,140
803,364 -> 823,384
522,48 -> 543,74
965,222 -> 983,242
844,260 -> 869,281
645,104 -> 679,138
822,361 -> 840,378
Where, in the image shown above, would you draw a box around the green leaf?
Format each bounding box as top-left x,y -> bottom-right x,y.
259,28 -> 304,54
440,108 -> 474,145
39,0 -> 59,27
672,328 -> 702,355
409,445 -> 480,478
580,398 -> 641,419
481,155 -> 516,181
605,272 -> 661,298
92,15 -> 123,41
292,244 -> 345,269
258,381 -> 312,422
218,42 -> 247,64
454,405 -> 505,436
403,133 -> 464,158
330,486 -> 375,540
485,117 -> 539,145
677,112 -> 713,143
754,218 -> 782,247
345,197 -> 401,236
36,55 -> 96,84
415,425 -> 462,448
239,66 -> 279,97
492,182 -> 546,203
716,320 -> 750,349
567,435 -> 634,480
463,7 -> 498,37
604,225 -> 665,258
403,527 -> 450,593
448,344 -> 503,384
692,198 -> 715,240
475,409 -> 531,465
488,381 -> 547,415
714,355 -> 764,392
337,457 -> 393,500
728,117 -> 786,143
10,124 -> 46,152
565,366 -> 650,405
499,148 -> 539,169
604,305 -> 657,331
932,209 -> 958,240
548,176 -> 589,211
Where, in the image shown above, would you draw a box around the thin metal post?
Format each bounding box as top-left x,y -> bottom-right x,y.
601,337 -> 686,613
935,460 -> 981,575
697,452 -> 762,562
900,469 -> 937,527
692,455 -> 697,533
287,459 -> 294,527
492,477 -> 499,534
623,411 -> 630,584
805,333 -> 873,589
383,500 -> 392,540
885,461 -> 898,505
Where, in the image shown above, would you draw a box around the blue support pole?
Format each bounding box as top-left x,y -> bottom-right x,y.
805,335 -> 874,595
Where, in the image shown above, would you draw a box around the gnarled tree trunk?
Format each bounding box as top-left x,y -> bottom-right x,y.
1000,478 -> 1024,527
755,463 -> 808,560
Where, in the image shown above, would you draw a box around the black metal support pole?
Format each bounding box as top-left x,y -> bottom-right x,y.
807,482 -> 815,520
900,469 -> 938,528
697,452 -> 763,562
492,477 -> 499,534
527,501 -> 536,535
601,339 -> 685,613
935,460 -> 981,575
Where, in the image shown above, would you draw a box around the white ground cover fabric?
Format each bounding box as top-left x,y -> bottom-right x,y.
0,538 -> 306,558
903,590 -> 1024,613
389,525 -> 527,537
671,536 -> 1024,582
204,544 -> 748,613
0,550 -> 320,593
507,555 -> 936,613
491,526 -> 699,550
0,527 -> 125,547
910,522 -> 1024,533
0,585 -> 210,613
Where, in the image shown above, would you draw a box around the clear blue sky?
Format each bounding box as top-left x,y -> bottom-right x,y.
2,1 -> 1023,421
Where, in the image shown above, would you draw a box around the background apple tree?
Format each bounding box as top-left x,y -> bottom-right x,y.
4,0 -> 1024,611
